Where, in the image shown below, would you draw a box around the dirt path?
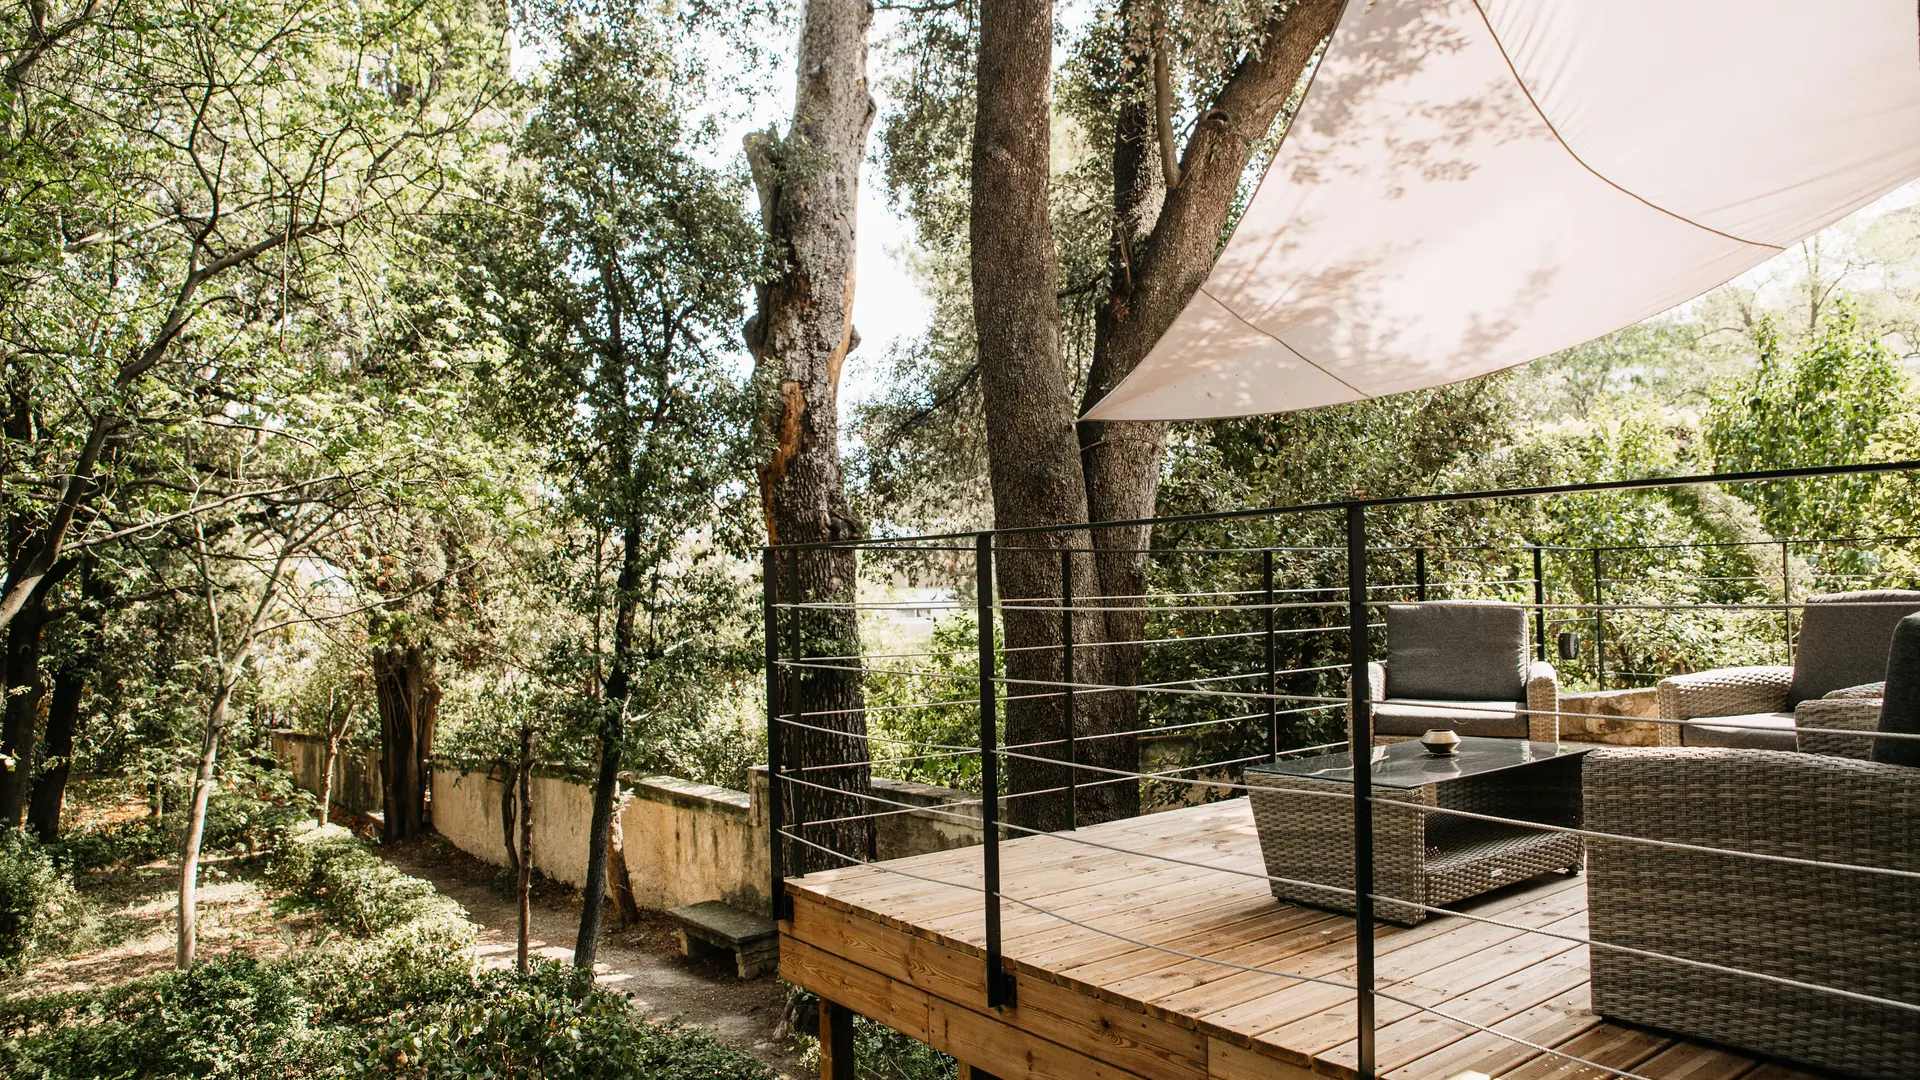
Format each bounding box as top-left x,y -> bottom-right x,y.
379,837 -> 808,1078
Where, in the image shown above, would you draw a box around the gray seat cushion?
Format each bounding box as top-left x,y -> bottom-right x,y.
1374,698 -> 1529,739
1385,602 -> 1528,702
1680,711 -> 1797,751
1874,612 -> 1920,768
1789,590 -> 1920,706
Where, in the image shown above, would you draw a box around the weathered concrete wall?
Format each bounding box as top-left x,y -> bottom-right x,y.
430,766 -> 768,912
267,731 -> 382,815
273,734 -> 981,915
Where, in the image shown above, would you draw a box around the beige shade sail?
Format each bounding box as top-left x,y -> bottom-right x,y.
1083,0 -> 1920,422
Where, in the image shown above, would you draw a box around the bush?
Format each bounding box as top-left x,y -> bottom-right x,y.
2,953 -> 777,1080
0,835 -> 84,972
268,827 -> 471,946
355,960 -> 776,1080
2,956 -> 335,1079
51,815 -> 171,873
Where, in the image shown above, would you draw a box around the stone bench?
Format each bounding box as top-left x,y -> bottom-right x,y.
666,900 -> 778,979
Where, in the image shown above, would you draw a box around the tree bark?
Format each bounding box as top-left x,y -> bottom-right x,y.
744,0 -> 877,874
316,700 -> 355,828
26,655 -> 82,840
1079,0 -> 1345,586
177,676 -> 236,969
374,644 -> 439,843
607,780 -> 640,926
516,720 -> 534,973
971,0 -> 1135,830
576,519 -> 640,975
499,760 -> 519,875
0,597 -> 49,827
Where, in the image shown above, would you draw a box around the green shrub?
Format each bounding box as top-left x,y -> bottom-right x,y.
3,953 -> 777,1080
354,960 -> 776,1080
268,827 -> 470,947
52,815 -> 171,873
2,956 -> 335,1079
0,835 -> 84,972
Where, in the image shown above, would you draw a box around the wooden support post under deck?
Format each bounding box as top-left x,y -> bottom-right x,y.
956,1065 -> 1003,1080
819,998 -> 855,1080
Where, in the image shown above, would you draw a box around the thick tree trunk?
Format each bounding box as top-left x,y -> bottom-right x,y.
972,0 -> 1136,830
576,521 -> 640,975
744,0 -> 877,874
0,601 -> 48,827
516,722 -> 534,973
1078,0 -> 1345,574
178,677 -> 236,969
26,657 -> 82,840
375,645 -> 439,843
1059,0 -> 1346,771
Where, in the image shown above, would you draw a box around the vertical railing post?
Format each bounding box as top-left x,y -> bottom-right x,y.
1780,539 -> 1794,664
764,548 -> 788,921
1591,547 -> 1607,691
1264,548 -> 1278,760
786,547 -> 805,875
1531,545 -> 1546,662
977,533 -> 1014,1009
1414,546 -> 1428,602
1060,546 -> 1077,831
1346,506 -> 1376,1080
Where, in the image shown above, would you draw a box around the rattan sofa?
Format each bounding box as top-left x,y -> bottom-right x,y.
1655,589 -> 1920,750
1795,611 -> 1920,766
1583,746 -> 1919,1078
1351,601 -> 1559,743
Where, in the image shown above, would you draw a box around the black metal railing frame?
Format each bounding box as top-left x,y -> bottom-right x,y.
764,459 -> 1920,1079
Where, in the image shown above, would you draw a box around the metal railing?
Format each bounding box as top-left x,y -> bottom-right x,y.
763,460 -> 1920,1079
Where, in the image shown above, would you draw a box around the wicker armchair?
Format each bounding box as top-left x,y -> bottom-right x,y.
1349,601 -> 1559,744
1797,612 -> 1920,763
1584,747 -> 1920,1079
1656,589 -> 1920,750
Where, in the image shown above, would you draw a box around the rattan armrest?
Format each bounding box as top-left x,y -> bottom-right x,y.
1795,695 -> 1884,759
1655,666 -> 1792,746
1525,660 -> 1559,743
1346,662 -> 1389,741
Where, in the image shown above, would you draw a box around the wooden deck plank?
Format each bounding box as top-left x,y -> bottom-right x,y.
1191,875 -> 1587,1053
780,797 -> 1802,1080
1492,1023 -> 1673,1079
1252,911 -> 1586,1063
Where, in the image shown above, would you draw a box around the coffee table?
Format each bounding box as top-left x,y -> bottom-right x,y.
1245,738 -> 1589,925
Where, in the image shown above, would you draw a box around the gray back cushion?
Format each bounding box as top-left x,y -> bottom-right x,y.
1385,602 -> 1527,702
1874,613 -> 1920,768
1790,590 -> 1920,706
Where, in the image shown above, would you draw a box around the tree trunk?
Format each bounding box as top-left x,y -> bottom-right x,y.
26,659 -> 81,841
374,644 -> 439,843
0,600 -> 48,827
319,698 -> 357,827
964,0 -> 1343,829
1077,0 -> 1345,660
744,0 -> 877,874
499,760 -> 520,875
971,0 -> 1135,830
178,676 -> 236,969
517,721 -> 534,973
607,780 -> 640,926
576,521 -> 641,975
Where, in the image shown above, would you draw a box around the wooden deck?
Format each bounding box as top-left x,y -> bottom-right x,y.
779,798 -> 1823,1080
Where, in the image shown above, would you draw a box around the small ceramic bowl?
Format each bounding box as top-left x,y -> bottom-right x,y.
1419,728 -> 1461,756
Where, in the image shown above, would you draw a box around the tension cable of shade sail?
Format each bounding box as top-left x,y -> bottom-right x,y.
1082,0 -> 1920,422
